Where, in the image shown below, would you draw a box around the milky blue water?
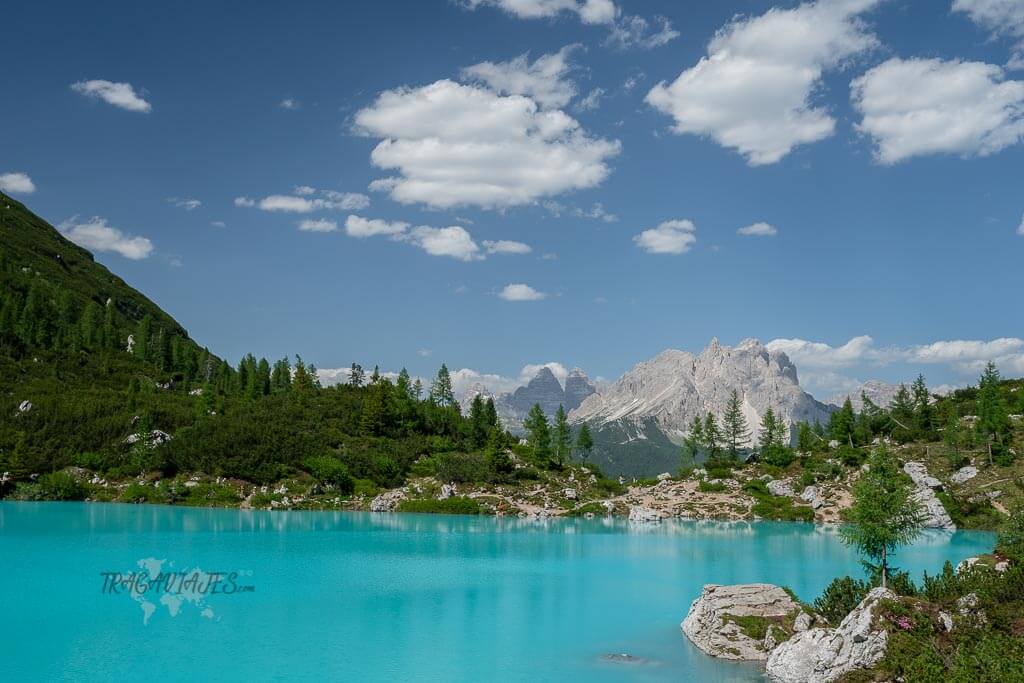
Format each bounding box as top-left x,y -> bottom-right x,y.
0,503 -> 994,682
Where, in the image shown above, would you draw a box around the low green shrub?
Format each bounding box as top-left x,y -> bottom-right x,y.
38,471 -> 87,501
397,496 -> 482,515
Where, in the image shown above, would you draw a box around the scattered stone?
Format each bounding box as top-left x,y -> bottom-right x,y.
766,587 -> 894,683
563,488 -> 577,500
950,466 -> 978,485
124,430 -> 172,449
17,400 -> 32,413
681,583 -> 811,661
767,480 -> 795,497
370,489 -> 407,512
939,611 -> 953,632
828,440 -> 840,449
995,560 -> 1009,572
657,472 -> 672,481
628,506 -> 662,523
438,483 -> 456,500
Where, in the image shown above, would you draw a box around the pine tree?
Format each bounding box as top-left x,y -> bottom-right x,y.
370,365 -> 381,384
829,398 -> 857,446
797,421 -> 815,453
524,403 -> 551,465
468,394 -> 488,448
683,415 -> 704,465
359,380 -> 391,436
135,315 -> 152,361
722,390 -> 750,459
840,447 -> 924,588
349,363 -> 364,387
396,368 -> 412,399
911,374 -> 934,439
975,362 -> 1010,465
703,413 -> 722,459
429,363 -> 455,407
889,385 -> 914,443
484,397 -> 498,430
412,378 -> 423,401
576,423 -> 593,456
553,405 -> 570,466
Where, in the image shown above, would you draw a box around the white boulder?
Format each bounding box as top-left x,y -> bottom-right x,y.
682,583 -> 811,661
370,489 -> 407,512
950,466 -> 978,485
768,480 -> 795,497
911,486 -> 956,530
438,483 -> 456,500
628,506 -> 662,523
17,400 -> 32,413
903,461 -> 942,490
766,587 -> 893,682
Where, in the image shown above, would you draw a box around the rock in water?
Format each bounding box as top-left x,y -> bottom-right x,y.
681,584 -> 811,661
766,587 -> 893,682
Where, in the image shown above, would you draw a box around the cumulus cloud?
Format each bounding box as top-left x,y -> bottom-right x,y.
58,216 -> 154,260
462,46 -> 578,109
294,185 -> 315,196
407,225 -> 483,261
461,0 -> 617,25
646,0 -> 881,165
738,221 -> 778,236
606,15 -> 679,50
354,79 -> 619,209
1018,212 -> 1024,235
499,283 -> 546,301
483,239 -> 532,254
953,0 -> 1024,66
633,219 -> 697,254
234,197 -> 255,208
0,172 -> 35,194
280,98 -> 299,110
71,80 -> 151,112
298,218 -> 338,233
851,57 -> 1024,163
345,215 -> 410,238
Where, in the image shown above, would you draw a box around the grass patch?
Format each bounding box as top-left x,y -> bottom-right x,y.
397,496 -> 482,515
698,479 -> 728,493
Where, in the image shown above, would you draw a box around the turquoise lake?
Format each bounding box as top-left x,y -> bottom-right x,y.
0,503 -> 995,682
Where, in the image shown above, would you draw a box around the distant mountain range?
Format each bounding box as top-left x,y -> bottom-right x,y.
826,380 -> 904,412
460,367 -> 596,433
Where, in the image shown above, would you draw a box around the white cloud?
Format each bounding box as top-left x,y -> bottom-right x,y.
577,87 -> 604,111
462,46 -> 578,109
280,98 -> 299,110
168,197 -> 201,211
766,335 -> 881,368
461,0 -> 617,25
499,283 -> 546,301
574,202 -> 618,222
58,216 -> 154,260
519,362 -> 568,385
606,15 -> 679,50
298,218 -> 338,233
1018,212 -> 1024,235
344,215 -> 410,238
407,225 -> 483,261
0,172 -> 35,194
646,0 -> 880,165
952,0 -> 1024,38
241,190 -> 371,213
417,348 -> 432,357
738,221 -> 778,236
851,57 -> 1024,163
633,219 -> 697,254
354,79 -> 620,209
483,239 -> 532,254
71,80 -> 151,112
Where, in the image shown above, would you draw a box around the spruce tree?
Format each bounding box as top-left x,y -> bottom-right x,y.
911,374 -> 934,439
975,362 -> 1010,465
722,390 -> 750,459
468,394 -> 488,448
683,415 -> 704,465
349,363 -> 364,387
553,405 -> 570,466
429,363 -> 455,407
523,403 -> 551,465
829,398 -> 856,446
576,423 -> 593,456
483,397 -> 499,430
889,385 -> 914,443
703,413 -> 722,459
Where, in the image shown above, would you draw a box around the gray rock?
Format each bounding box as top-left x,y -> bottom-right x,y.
768,480 -> 795,497
681,583 -> 809,661
793,612 -> 813,632
912,486 -> 956,530
657,472 -> 672,481
766,587 -> 894,682
438,483 -> 456,500
939,611 -> 953,632
17,400 -> 32,413
950,466 -> 978,485
370,489 -> 407,512
904,461 -> 942,490
563,487 -> 578,500
628,506 -> 662,523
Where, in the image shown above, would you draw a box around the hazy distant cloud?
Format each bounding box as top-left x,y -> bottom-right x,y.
647,0 -> 881,165
576,87 -> 604,111
71,79 -> 151,112
852,57 -> 1024,163
298,218 -> 338,233
355,79 -> 619,209
606,14 -> 679,49
462,46 -> 578,109
483,239 -> 532,254
417,348 -> 432,357
738,221 -> 778,237
280,98 -> 299,110
237,189 -> 371,213
168,197 -> 201,211
0,172 -> 35,194
1018,212 -> 1024,235
58,216 -> 154,259
633,219 -> 696,254
461,0 -> 617,25
574,202 -> 617,222
211,221 -> 226,228
499,283 -> 546,301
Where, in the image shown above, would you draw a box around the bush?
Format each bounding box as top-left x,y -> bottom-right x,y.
120,482 -> 169,504
38,471 -> 86,501
303,454 -> 354,494
997,507 -> 1024,562
592,477 -> 625,496
698,479 -> 728,493
762,445 -> 795,468
836,445 -> 865,467
814,576 -> 869,624
397,496 -> 482,515
434,452 -> 489,484
514,466 -> 541,482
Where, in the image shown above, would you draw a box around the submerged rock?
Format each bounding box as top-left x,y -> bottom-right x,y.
681,583 -> 811,661
766,587 -> 893,683
600,653 -> 652,665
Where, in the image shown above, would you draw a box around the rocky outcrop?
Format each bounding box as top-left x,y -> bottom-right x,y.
766,587 -> 893,682
682,584 -> 812,661
628,506 -> 662,522
570,338 -> 833,447
912,486 -> 956,530
370,489 -> 407,512
768,479 -> 795,497
904,461 -> 942,490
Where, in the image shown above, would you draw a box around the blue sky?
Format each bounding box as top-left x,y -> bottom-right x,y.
2,0 -> 1023,399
